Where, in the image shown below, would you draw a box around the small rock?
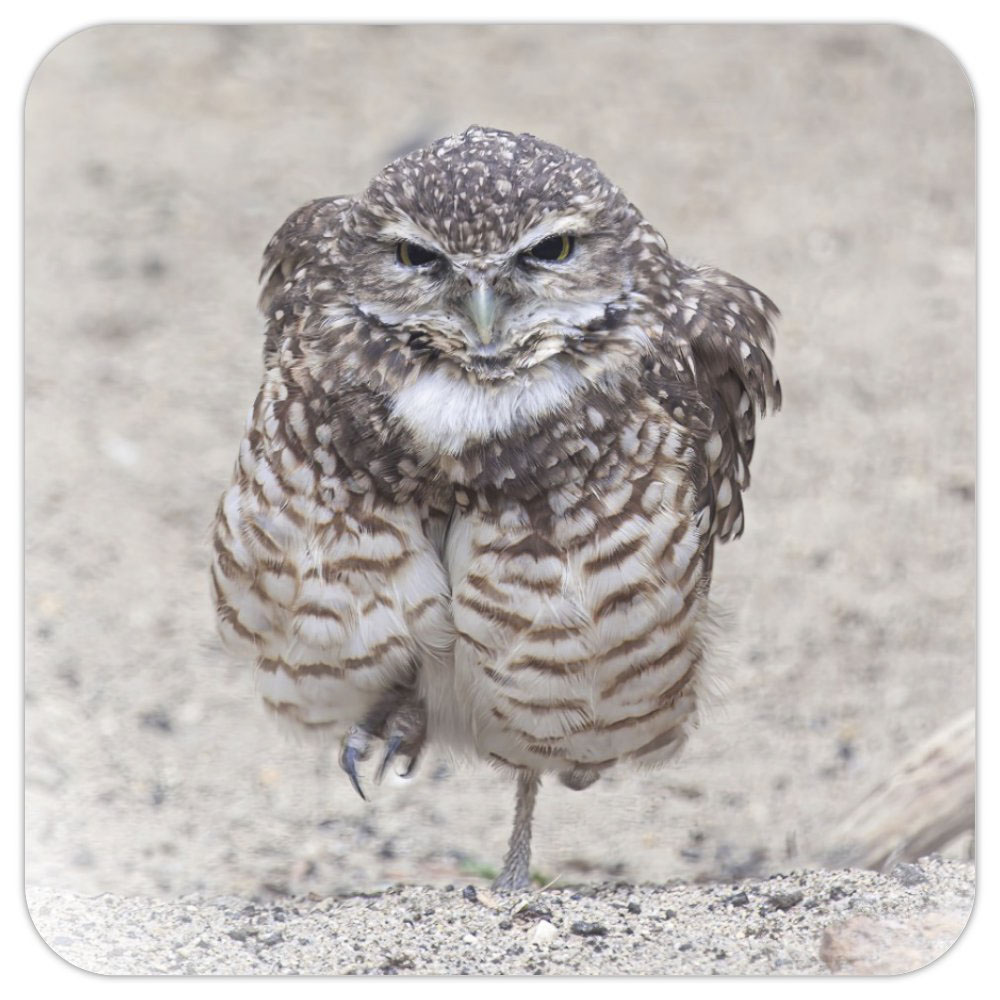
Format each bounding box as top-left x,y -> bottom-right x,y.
570,921 -> 607,937
514,901 -> 553,922
461,933 -> 478,946
462,885 -> 478,903
767,890 -> 803,911
627,900 -> 641,914
531,920 -> 558,945
820,911 -> 968,975
726,891 -> 750,907
381,953 -> 415,972
891,863 -> 928,887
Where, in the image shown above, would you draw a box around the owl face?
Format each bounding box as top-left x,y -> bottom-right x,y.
338,127 -> 654,387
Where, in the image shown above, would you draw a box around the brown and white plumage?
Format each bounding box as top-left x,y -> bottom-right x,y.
211,126 -> 780,889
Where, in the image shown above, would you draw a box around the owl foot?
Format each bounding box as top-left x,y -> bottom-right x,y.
491,858 -> 534,893
338,688 -> 427,800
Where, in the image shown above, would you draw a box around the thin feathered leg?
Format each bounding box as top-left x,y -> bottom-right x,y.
492,770 -> 541,892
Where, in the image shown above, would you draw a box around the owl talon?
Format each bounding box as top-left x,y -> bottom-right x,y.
374,706 -> 426,783
369,689 -> 428,783
375,734 -> 403,784
339,727 -> 372,801
341,747 -> 367,801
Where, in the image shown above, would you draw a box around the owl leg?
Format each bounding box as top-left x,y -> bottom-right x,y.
491,770 -> 541,892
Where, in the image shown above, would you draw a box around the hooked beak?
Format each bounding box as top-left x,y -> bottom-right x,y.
465,282 -> 500,346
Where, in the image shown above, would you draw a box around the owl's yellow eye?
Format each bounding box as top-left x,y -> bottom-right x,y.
397,241 -> 439,267
526,234 -> 574,262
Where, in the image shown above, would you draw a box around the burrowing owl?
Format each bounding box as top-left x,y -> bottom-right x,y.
212,126 -> 780,890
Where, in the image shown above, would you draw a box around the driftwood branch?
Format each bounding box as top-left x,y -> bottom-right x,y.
825,708 -> 975,871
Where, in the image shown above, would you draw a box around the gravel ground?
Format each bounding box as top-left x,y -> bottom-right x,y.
24,24 -> 975,974
25,857 -> 975,975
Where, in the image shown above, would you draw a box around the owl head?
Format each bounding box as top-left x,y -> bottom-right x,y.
330,126 -> 664,385
260,126 -> 776,468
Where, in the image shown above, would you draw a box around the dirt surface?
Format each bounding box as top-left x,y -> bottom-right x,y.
24,24 -> 975,972
26,858 -> 975,975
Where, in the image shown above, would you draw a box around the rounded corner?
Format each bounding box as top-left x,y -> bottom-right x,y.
892,892 -> 977,977
24,23 -> 126,115
23,887 -> 111,978
884,22 -> 976,114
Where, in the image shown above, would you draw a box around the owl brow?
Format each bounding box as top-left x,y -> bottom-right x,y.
378,222 -> 448,255
512,214 -> 592,255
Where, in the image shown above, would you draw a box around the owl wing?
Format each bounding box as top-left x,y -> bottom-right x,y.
258,197 -> 353,363
645,264 -> 781,553
212,198 -> 453,737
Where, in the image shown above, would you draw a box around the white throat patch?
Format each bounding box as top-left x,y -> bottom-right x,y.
389,362 -> 587,455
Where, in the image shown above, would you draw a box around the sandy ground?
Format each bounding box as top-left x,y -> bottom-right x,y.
24,24 -> 975,974
25,858 -> 975,975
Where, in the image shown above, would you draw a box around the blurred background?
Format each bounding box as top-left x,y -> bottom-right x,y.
25,24 -> 974,899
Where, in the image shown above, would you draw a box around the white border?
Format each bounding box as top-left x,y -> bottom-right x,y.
9,3 -> 990,995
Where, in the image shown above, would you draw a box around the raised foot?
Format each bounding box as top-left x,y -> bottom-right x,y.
337,690 -> 426,801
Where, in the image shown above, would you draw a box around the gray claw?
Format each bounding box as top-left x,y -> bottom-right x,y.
340,745 -> 367,801
375,734 -> 403,784
339,730 -> 369,801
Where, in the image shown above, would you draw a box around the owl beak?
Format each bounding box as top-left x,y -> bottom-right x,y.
465,282 -> 500,346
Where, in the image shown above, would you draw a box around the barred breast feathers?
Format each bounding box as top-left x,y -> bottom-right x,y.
210,361 -> 454,737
